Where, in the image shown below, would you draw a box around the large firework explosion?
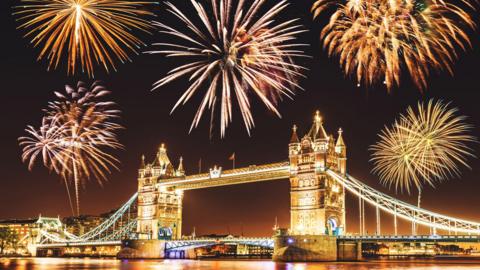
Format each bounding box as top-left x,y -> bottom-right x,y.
147,0 -> 308,137
14,0 -> 155,77
370,100 -> 475,200
313,0 -> 476,90
19,81 -> 123,216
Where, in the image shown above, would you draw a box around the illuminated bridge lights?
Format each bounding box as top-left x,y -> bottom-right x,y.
165,238 -> 274,251
156,162 -> 290,191
34,166 -> 480,249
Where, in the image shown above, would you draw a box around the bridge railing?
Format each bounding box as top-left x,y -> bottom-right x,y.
327,170 -> 480,235
157,162 -> 290,190
37,193 -> 138,245
165,237 -> 274,250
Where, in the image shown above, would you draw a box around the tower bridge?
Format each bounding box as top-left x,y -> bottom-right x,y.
32,111 -> 480,261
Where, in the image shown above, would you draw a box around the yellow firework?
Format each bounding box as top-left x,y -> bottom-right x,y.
371,100 -> 475,194
14,0 -> 155,77
148,0 -> 307,137
313,0 -> 476,90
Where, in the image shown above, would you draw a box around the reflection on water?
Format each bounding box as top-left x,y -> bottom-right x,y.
1,258 -> 480,270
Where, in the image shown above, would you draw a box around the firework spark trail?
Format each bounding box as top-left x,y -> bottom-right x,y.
14,0 -> 156,77
19,81 -> 123,216
313,0 -> 476,90
147,0 -> 308,137
370,100 -> 476,195
19,117 -> 77,215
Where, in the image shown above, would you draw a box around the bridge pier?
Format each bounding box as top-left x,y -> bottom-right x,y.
117,240 -> 166,259
273,235 -> 338,262
337,240 -> 362,261
273,235 -> 363,262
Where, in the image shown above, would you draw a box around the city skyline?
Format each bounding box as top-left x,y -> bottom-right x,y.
1,0 -> 480,239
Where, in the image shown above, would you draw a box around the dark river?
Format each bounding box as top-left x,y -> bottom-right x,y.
2,258 -> 480,270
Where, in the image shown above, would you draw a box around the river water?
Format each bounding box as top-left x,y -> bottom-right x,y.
2,258 -> 480,270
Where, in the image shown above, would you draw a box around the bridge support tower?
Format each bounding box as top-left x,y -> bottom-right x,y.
288,111 -> 346,236
137,144 -> 185,240
274,111 -> 349,261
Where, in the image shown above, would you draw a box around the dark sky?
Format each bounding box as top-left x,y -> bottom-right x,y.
1,0 -> 479,237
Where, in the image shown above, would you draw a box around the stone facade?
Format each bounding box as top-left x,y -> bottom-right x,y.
135,111 -> 347,244
273,234 -> 338,261
137,144 -> 185,240
288,111 -> 347,236
118,239 -> 165,259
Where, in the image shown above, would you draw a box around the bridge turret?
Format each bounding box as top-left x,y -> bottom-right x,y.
335,128 -> 347,175
176,157 -> 185,177
137,143 -> 184,241
290,124 -> 300,144
141,154 -> 146,168
289,125 -> 300,173
138,155 -> 146,178
289,111 -> 346,236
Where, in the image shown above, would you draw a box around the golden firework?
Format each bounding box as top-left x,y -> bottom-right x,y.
313,0 -> 476,90
19,81 -> 123,215
371,100 -> 475,194
148,0 -> 307,137
14,0 -> 155,76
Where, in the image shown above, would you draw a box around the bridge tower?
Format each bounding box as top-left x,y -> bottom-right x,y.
288,111 -> 346,236
137,144 -> 185,240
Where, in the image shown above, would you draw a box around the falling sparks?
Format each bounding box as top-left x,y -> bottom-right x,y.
370,100 -> 476,194
19,81 -> 123,215
312,0 -> 476,90
147,0 -> 308,137
13,0 -> 156,77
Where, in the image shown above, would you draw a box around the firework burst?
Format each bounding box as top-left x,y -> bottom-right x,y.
313,0 -> 476,90
370,100 -> 475,195
148,0 -> 308,137
14,0 -> 155,77
19,81 -> 123,215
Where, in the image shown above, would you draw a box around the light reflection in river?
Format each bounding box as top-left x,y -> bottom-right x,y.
1,258 -> 480,270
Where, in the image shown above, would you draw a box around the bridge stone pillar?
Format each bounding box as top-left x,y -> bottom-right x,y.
137,144 -> 185,240
288,111 -> 346,236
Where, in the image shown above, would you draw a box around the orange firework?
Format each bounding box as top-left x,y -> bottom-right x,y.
313,0 -> 476,90
14,0 -> 155,76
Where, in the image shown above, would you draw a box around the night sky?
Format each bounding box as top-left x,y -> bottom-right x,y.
1,0 -> 479,237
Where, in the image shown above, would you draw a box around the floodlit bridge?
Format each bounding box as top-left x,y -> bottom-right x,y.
33,112 -> 480,260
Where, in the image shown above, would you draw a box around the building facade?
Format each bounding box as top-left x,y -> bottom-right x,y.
63,215 -> 105,236
137,144 -> 185,240
288,111 -> 346,236
0,216 -> 63,254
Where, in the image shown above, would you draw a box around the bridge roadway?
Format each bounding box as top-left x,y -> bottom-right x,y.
157,162 -> 290,190
36,235 -> 480,250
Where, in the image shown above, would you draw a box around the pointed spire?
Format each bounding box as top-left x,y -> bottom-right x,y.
154,143 -> 171,167
336,128 -> 345,147
159,143 -> 166,153
177,156 -> 185,176
140,154 -> 146,168
308,110 -> 328,140
290,124 -> 299,143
